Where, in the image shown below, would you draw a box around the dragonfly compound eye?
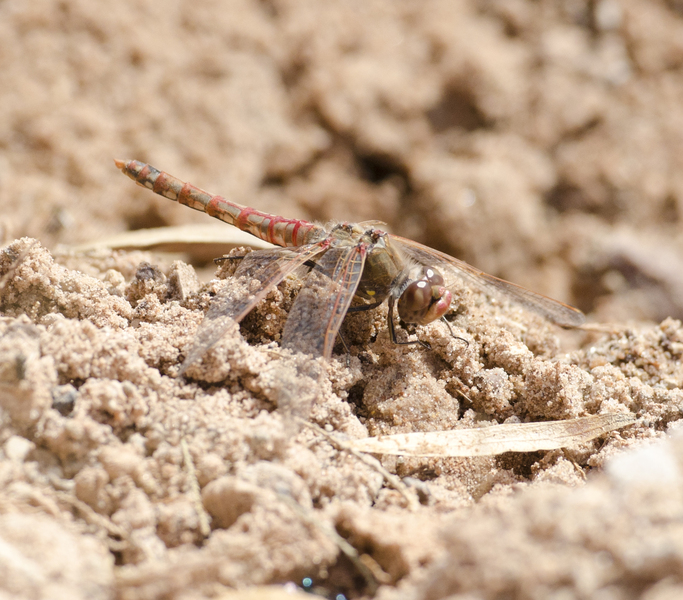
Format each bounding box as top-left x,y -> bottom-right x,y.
397,276 -> 452,325
423,267 -> 445,286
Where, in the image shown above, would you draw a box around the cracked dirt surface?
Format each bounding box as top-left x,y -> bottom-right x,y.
2,1 -> 683,599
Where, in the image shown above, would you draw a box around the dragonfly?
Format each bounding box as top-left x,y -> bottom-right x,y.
115,159 -> 585,370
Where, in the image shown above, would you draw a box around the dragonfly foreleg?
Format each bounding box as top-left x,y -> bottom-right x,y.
440,316 -> 469,348
387,298 -> 430,349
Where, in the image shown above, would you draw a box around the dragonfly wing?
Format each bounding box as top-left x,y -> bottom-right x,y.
181,242 -> 328,373
282,244 -> 367,359
390,235 -> 585,327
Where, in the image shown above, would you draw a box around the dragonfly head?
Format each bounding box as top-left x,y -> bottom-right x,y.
397,267 -> 452,325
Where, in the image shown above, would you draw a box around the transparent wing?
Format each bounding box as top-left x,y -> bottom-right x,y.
389,234 -> 585,327
357,220 -> 389,229
282,244 -> 367,359
181,242 -> 328,372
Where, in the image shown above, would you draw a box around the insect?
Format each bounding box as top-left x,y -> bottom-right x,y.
115,159 -> 585,369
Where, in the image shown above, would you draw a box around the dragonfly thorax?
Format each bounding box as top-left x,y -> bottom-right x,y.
397,267 -> 452,325
353,230 -> 404,303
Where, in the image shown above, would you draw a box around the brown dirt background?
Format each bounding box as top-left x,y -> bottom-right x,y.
2,1 -> 683,599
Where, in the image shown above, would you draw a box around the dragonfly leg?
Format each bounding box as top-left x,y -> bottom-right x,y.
215,255 -> 321,269
346,300 -> 383,314
213,256 -> 244,264
335,331 -> 353,367
440,316 -> 469,348
337,332 -> 350,354
388,298 -> 430,349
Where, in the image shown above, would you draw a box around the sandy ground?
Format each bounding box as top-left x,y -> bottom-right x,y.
2,1 -> 683,599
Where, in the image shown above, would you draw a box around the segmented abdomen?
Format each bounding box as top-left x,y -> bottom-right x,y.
114,159 -> 325,248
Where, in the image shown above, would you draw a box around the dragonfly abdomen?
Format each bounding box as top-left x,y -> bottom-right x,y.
114,159 -> 325,248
